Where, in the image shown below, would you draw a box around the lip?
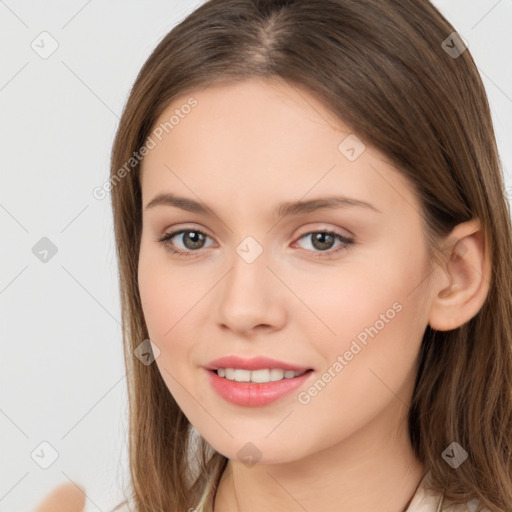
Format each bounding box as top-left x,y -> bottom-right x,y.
204,355 -> 312,372
205,367 -> 314,407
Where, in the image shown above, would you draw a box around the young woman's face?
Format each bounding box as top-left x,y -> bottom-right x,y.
138,78 -> 436,464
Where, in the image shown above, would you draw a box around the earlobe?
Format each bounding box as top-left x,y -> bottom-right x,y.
428,219 -> 491,332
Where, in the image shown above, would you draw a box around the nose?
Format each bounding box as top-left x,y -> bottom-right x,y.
215,247 -> 287,336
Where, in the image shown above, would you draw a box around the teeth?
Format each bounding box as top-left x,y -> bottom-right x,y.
216,368 -> 307,383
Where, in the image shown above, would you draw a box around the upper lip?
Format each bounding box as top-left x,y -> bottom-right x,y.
204,355 -> 312,372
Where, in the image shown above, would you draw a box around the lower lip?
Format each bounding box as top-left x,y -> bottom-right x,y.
205,369 -> 314,407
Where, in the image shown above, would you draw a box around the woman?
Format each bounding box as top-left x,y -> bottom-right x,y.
105,0 -> 512,510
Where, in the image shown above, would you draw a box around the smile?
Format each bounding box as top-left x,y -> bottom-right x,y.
206,368 -> 314,407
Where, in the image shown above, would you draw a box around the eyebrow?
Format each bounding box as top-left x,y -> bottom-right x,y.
144,192 -> 381,217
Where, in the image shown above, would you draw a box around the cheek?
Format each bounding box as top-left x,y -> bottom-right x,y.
138,242 -> 201,341
293,276 -> 423,440
138,247 -> 200,401
138,251 -> 171,340
297,239 -> 427,381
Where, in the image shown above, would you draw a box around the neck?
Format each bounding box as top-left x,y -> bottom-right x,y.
213,399 -> 424,512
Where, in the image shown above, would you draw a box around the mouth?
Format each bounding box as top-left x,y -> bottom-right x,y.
205,367 -> 315,407
204,356 -> 314,406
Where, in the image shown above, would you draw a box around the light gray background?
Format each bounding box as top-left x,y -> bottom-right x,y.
1,1 -> 511,511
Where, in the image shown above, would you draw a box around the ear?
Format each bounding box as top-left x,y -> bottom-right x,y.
428,218 -> 491,332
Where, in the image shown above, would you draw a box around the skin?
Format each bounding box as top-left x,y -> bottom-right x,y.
34,483 -> 85,512
137,77 -> 490,512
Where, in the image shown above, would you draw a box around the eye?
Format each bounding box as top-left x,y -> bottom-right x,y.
157,228 -> 355,259
157,229 -> 215,257
292,230 -> 354,258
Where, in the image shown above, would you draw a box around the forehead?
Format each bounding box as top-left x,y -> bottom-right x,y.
144,77 -> 345,168
140,78 -> 418,218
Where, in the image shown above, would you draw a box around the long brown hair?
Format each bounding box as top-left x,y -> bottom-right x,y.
109,1 -> 512,510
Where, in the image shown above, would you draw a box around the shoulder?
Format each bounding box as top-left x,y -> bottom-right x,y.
405,472 -> 491,512
444,499 -> 491,511
444,498 -> 492,512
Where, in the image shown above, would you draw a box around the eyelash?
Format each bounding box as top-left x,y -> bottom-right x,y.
156,228 -> 355,259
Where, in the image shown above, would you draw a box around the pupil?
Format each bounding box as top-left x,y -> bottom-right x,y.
185,231 -> 204,249
313,233 -> 334,250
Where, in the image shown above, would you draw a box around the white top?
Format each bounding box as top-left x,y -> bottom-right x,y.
192,470 -> 491,512
115,471 -> 491,512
